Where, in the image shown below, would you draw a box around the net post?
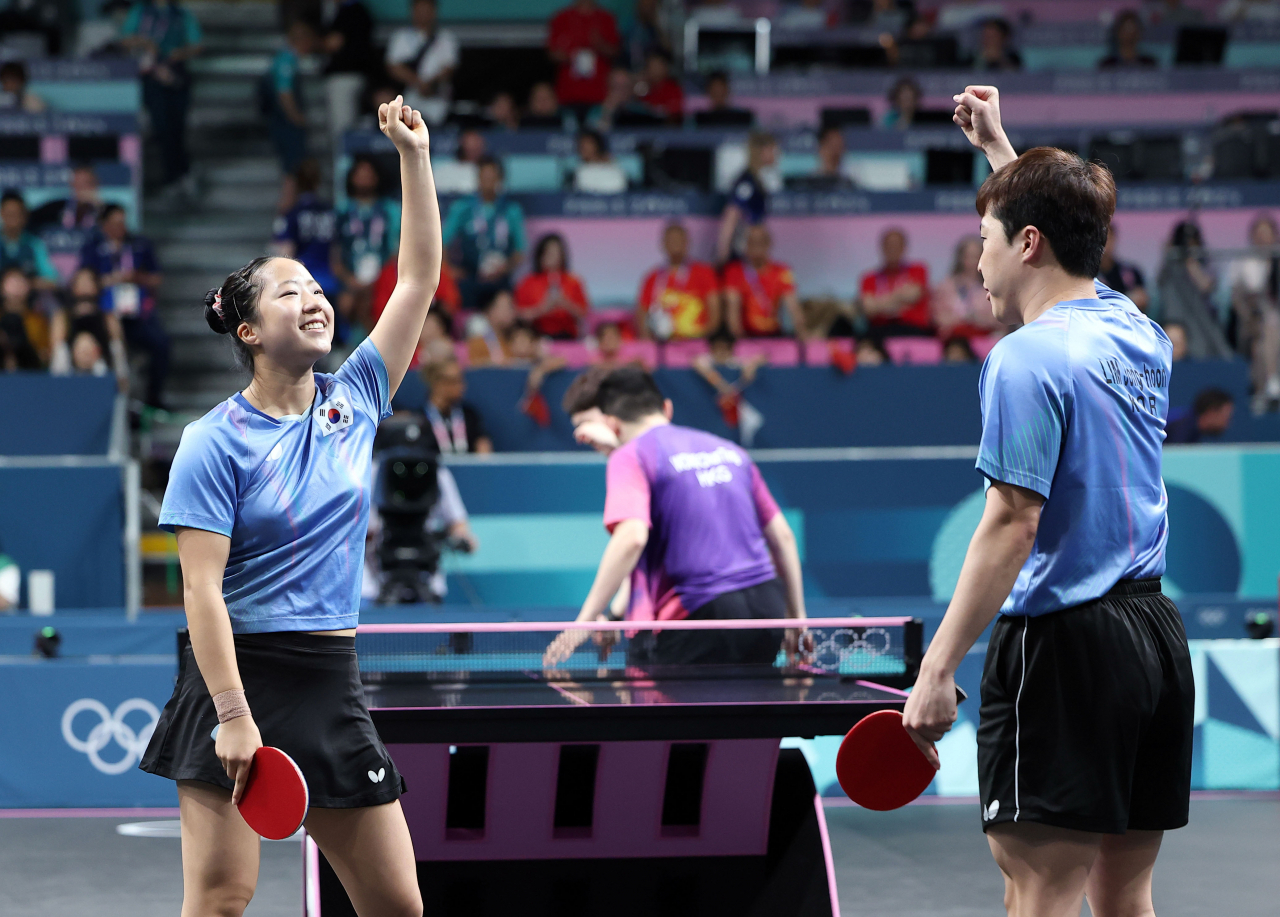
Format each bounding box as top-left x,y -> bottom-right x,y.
903,618 -> 924,685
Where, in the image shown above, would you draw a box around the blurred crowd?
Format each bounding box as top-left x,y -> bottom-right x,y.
0,165 -> 168,407
270,142 -> 1280,434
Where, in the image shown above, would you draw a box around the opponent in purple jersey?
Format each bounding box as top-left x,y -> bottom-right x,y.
545,367 -> 808,667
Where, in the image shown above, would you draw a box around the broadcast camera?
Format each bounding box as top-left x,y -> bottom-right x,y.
372,417 -> 465,604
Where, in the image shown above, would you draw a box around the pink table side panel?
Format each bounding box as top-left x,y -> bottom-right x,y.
387,738 -> 779,862
386,743 -> 449,858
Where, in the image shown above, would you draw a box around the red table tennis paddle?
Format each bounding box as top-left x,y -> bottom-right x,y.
237,746 -> 309,840
836,686 -> 967,811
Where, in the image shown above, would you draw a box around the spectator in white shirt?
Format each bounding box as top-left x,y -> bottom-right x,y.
0,540 -> 17,612
385,0 -> 459,125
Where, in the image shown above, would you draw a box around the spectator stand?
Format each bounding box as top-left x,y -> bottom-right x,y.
24,58 -> 141,113
0,58 -> 143,280
703,69 -> 1280,130
335,132 -> 1280,306
0,373 -> 140,618
391,356 -> 1280,454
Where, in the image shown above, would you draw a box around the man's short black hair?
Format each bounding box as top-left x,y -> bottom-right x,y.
100,203 -> 125,222
0,189 -> 25,208
708,325 -> 736,348
1193,387 -> 1234,416
975,146 -> 1116,278
477,154 -> 505,178
597,366 -> 665,422
562,365 -> 611,415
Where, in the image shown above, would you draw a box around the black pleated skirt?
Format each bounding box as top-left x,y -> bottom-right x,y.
140,632 -> 404,808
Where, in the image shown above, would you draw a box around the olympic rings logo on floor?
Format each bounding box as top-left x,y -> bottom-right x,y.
61,698 -> 161,775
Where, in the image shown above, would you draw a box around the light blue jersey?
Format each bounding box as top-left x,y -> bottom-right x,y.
160,339 -> 393,633
977,281 -> 1170,616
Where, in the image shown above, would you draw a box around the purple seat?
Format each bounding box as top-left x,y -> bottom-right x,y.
885,337 -> 942,365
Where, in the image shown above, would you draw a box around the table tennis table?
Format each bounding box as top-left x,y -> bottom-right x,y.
304,617 -> 922,917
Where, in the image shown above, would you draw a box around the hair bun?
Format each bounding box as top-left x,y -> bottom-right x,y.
203,288 -> 229,334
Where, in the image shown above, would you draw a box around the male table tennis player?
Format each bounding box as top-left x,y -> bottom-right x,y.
545,366 -> 807,667
902,86 -> 1193,917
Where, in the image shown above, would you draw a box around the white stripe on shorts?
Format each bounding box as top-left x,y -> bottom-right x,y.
1014,616 -> 1028,822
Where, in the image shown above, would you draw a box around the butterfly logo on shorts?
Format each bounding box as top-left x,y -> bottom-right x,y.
314,397 -> 355,436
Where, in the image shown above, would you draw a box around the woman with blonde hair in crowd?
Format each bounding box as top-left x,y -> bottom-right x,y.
932,234 -> 1003,339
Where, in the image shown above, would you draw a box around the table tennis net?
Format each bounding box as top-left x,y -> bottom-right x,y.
355,617 -> 919,683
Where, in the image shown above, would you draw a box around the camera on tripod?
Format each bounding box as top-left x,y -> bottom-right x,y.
372,419 -> 445,604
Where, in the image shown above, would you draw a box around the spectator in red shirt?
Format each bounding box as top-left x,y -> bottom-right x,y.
723,224 -> 806,339
514,233 -> 591,339
371,257 -> 459,323
548,0 -> 620,114
636,222 -> 722,340
636,49 -> 682,124
859,227 -> 934,338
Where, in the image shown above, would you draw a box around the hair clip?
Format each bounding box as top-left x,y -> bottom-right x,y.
212,289 -> 225,321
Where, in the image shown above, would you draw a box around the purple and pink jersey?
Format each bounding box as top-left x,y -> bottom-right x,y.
603,424 -> 781,621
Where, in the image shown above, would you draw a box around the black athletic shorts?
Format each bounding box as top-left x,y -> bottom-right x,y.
977,578 -> 1193,835
140,632 -> 405,808
628,578 -> 788,667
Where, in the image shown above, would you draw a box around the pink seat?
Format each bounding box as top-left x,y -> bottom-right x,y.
616,340 -> 658,367
661,339 -> 710,368
803,339 -> 853,366
735,338 -> 799,366
884,337 -> 942,365
587,309 -> 634,335
971,333 -> 1002,362
544,340 -> 593,368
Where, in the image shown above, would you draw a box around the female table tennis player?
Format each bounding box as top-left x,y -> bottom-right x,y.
139,97 -> 439,917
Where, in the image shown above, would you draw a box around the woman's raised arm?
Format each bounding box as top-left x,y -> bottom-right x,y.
368,95 -> 442,397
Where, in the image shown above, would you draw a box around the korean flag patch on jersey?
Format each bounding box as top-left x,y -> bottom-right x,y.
313,396 -> 355,436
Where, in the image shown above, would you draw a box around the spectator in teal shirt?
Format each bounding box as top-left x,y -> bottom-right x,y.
333,156 -> 401,334
119,0 -> 204,195
0,192 -> 60,291
442,155 -> 526,311
266,20 -> 318,174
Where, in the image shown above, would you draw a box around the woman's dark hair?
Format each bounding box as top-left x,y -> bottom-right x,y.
577,128 -> 609,158
708,325 -> 736,348
888,77 -> 921,105
0,61 -> 27,84
534,233 -> 569,273
1169,220 -> 1203,249
204,256 -> 276,370
345,155 -> 385,198
295,158 -> 322,194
